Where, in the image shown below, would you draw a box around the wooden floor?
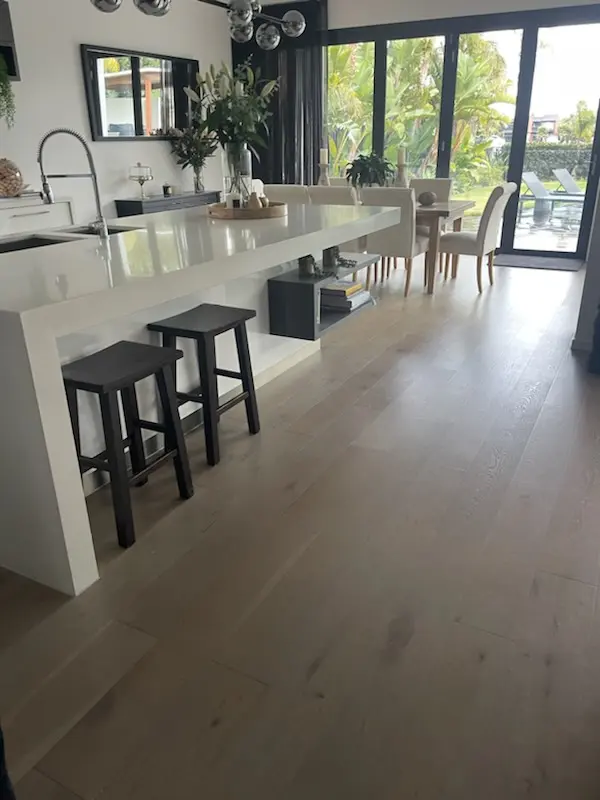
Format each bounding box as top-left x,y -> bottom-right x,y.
2,260 -> 600,799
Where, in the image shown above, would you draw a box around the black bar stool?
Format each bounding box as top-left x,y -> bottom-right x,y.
148,303 -> 260,466
63,340 -> 194,549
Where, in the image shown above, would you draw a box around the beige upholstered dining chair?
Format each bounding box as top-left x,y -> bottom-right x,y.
307,185 -> 358,205
329,177 -> 348,187
439,182 -> 517,292
361,187 -> 429,296
263,184 -> 310,204
410,178 -> 453,202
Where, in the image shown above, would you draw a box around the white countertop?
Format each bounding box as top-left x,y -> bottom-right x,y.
0,204 -> 399,337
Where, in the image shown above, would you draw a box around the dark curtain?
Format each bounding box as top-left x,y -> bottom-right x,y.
232,0 -> 327,185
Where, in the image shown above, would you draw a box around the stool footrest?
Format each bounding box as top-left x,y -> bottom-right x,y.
214,368 -> 242,380
218,391 -> 249,417
177,387 -> 203,406
138,419 -> 165,435
80,455 -> 110,473
129,449 -> 177,485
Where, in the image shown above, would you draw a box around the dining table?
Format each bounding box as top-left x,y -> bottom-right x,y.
416,199 -> 475,294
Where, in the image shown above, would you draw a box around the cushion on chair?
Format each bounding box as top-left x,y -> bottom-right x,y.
438,231 -> 478,256
412,233 -> 430,257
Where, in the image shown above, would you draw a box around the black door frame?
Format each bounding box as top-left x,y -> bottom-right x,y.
327,3 -> 600,260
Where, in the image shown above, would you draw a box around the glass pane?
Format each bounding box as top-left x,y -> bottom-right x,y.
96,56 -> 136,137
326,43 -> 375,177
451,30 -> 523,233
516,23 -> 600,253
384,37 -> 444,177
140,57 -> 175,136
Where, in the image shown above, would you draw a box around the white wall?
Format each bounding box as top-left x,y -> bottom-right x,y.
328,0 -> 600,28
3,0 -> 230,223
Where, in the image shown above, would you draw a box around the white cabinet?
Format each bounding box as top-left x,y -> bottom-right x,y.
0,198 -> 73,237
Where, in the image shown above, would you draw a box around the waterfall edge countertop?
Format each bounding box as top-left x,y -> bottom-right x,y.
0,203 -> 401,597
0,204 -> 401,337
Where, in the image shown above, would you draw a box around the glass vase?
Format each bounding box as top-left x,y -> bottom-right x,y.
193,167 -> 205,194
222,143 -> 253,205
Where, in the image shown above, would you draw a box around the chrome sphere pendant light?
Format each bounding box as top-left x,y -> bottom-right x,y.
89,0 -> 123,11
90,0 -> 308,47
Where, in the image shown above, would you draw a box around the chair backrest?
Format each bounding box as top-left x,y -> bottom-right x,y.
522,172 -> 550,199
409,178 -> 453,202
307,185 -> 358,205
360,187 -> 416,258
552,168 -> 584,195
477,182 -> 517,254
264,184 -> 310,205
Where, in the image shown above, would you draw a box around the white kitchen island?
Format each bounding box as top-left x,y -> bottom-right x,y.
0,203 -> 400,595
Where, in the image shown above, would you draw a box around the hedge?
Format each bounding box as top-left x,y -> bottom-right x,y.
497,142 -> 592,181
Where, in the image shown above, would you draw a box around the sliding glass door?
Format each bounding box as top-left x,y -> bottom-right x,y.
326,43 -> 375,177
325,6 -> 600,258
384,36 -> 444,177
512,23 -> 600,255
450,30 -> 523,234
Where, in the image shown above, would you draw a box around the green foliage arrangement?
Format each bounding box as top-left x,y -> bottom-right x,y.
346,152 -> 394,188
168,117 -> 218,173
0,56 -> 15,129
185,61 -> 278,155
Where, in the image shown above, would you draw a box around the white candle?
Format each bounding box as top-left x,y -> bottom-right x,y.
397,147 -> 406,165
320,148 -> 329,165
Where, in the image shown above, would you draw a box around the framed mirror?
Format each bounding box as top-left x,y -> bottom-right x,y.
81,44 -> 198,141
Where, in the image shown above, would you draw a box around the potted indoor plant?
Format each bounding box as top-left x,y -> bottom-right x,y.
186,61 -> 278,204
169,116 -> 218,193
346,152 -> 394,196
0,54 -> 21,198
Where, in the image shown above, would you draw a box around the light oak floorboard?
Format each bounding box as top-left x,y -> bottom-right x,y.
4,264 -> 600,798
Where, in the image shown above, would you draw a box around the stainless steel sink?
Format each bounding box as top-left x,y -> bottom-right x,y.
0,235 -> 77,254
66,224 -> 141,236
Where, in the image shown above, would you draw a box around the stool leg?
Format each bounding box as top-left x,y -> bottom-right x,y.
235,323 -> 260,436
156,366 -> 194,499
121,386 -> 148,486
65,384 -> 81,457
196,335 -> 220,466
100,390 -> 135,549
161,332 -> 178,384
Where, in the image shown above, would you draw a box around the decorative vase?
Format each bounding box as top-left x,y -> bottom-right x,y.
0,158 -> 24,197
193,167 -> 205,194
418,191 -> 437,207
222,143 -> 252,205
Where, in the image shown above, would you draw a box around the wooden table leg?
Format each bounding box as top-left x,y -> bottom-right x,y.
425,216 -> 441,295
451,217 -> 462,279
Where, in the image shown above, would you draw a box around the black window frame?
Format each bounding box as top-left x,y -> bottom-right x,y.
81,44 -> 199,142
325,2 -> 600,259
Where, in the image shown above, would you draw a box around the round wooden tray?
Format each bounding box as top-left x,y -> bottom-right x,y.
208,202 -> 288,220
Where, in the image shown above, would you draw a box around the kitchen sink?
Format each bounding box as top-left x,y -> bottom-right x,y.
0,235 -> 77,254
66,224 -> 141,236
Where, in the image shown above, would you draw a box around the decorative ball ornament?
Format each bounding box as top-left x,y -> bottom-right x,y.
229,22 -> 254,43
418,190 -> 438,207
90,0 -> 122,11
229,0 -> 253,16
134,0 -> 171,16
228,6 -> 252,25
0,159 -> 24,198
282,9 -> 306,38
256,23 -> 281,51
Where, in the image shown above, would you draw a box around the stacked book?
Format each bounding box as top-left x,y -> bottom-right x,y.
320,280 -> 372,313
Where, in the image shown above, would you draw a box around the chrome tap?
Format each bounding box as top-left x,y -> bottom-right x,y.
37,128 -> 108,239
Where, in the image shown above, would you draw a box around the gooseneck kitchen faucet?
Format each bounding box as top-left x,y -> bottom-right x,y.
37,128 -> 108,239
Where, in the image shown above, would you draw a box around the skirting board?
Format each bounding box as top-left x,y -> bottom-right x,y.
571,337 -> 592,353
82,338 -> 321,497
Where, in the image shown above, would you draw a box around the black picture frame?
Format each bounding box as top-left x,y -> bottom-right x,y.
81,44 -> 199,142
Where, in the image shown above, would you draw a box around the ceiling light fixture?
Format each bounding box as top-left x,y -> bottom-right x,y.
90,0 -> 307,50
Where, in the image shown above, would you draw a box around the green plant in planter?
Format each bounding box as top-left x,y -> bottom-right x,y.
0,56 -> 15,129
346,152 -> 394,188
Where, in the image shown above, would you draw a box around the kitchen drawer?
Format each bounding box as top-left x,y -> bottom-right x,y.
0,202 -> 73,236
